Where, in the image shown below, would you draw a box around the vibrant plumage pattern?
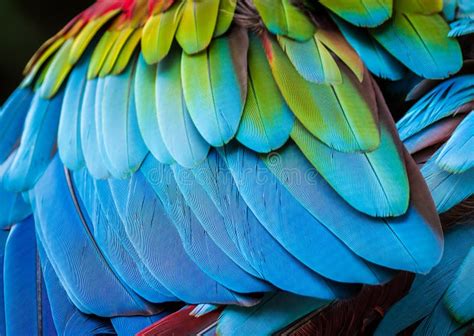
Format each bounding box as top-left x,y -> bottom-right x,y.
0,0 -> 472,335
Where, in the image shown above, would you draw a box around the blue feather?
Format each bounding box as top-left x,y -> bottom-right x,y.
80,79 -> 110,179
155,46 -> 209,168
398,75 -> 474,141
449,18 -> 474,37
0,88 -> 33,162
100,59 -> 148,178
4,217 -> 55,336
220,143 -> 393,285
37,240 -> 116,335
2,90 -> 64,192
436,112 -> 474,173
422,156 -> 474,213
140,156 -> 268,294
333,16 -> 405,80
112,313 -> 169,336
375,224 -> 474,336
134,54 -> 174,164
72,168 -> 176,303
108,171 -> 249,304
0,186 -> 31,229
58,54 -> 88,170
217,292 -> 328,336
188,150 -> 349,298
0,229 -> 8,335
266,142 -> 444,275
32,156 -> 155,317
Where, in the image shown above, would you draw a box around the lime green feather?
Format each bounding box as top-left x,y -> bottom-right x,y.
214,0 -> 237,37
176,0 -> 220,54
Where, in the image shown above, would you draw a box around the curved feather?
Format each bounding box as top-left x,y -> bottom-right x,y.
0,187 -> 32,229
182,27 -> 247,147
214,0 -> 237,37
134,54 -> 174,164
236,34 -> 294,153
370,13 -> 462,79
156,47 -> 209,168
334,16 -> 406,80
40,39 -> 74,98
58,54 -> 88,170
80,79 -> 110,179
3,91 -> 64,192
0,88 -> 33,162
435,112 -> 474,173
100,59 -> 148,178
252,0 -> 315,41
263,34 -> 380,153
175,0 -> 220,54
142,2 -> 184,64
320,0 -> 392,27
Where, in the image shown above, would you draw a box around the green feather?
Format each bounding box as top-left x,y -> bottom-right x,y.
39,39 -> 74,98
214,0 -> 237,37
252,0 -> 315,41
176,0 -> 220,54
236,34 -> 294,153
264,35 -> 379,152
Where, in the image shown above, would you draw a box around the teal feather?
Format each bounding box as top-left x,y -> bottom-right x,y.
334,17 -> 406,80
181,28 -> 247,147
58,55 -> 88,170
436,112 -> 474,173
320,0 -> 392,27
0,88 -> 33,162
134,54 -> 174,164
101,59 -> 148,178
80,79 -> 110,179
155,47 -> 209,168
3,91 -> 64,192
217,292 -> 328,336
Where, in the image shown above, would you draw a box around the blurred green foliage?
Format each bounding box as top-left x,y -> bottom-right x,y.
0,0 -> 91,102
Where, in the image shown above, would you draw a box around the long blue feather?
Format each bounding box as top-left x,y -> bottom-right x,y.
266,142 -> 444,275
217,292 -> 328,336
3,90 -> 64,192
80,79 -> 110,179
0,229 -> 8,335
37,239 -> 116,335
101,59 -> 148,178
422,156 -> 474,213
72,168 -> 176,303
0,88 -> 33,162
108,171 -> 249,304
188,150 -> 349,298
134,54 -> 174,164
435,112 -> 474,173
58,53 -> 88,170
4,217 -> 55,336
140,157 -> 267,294
375,224 -> 474,336
32,156 -> 155,317
155,46 -> 209,168
398,75 -> 474,141
219,143 -> 393,285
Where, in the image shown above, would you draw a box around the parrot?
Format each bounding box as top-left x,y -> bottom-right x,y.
0,0 -> 472,335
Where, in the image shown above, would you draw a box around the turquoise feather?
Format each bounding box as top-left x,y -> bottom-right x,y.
134,54 -> 174,164
80,79 -> 110,179
58,55 -> 88,170
320,0 -> 392,27
3,91 -> 64,192
436,112 -> 474,173
155,47 -> 209,168
181,28 -> 247,147
0,88 -> 33,162
100,60 -> 148,178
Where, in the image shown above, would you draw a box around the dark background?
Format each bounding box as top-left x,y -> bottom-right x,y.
0,0 -> 92,103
